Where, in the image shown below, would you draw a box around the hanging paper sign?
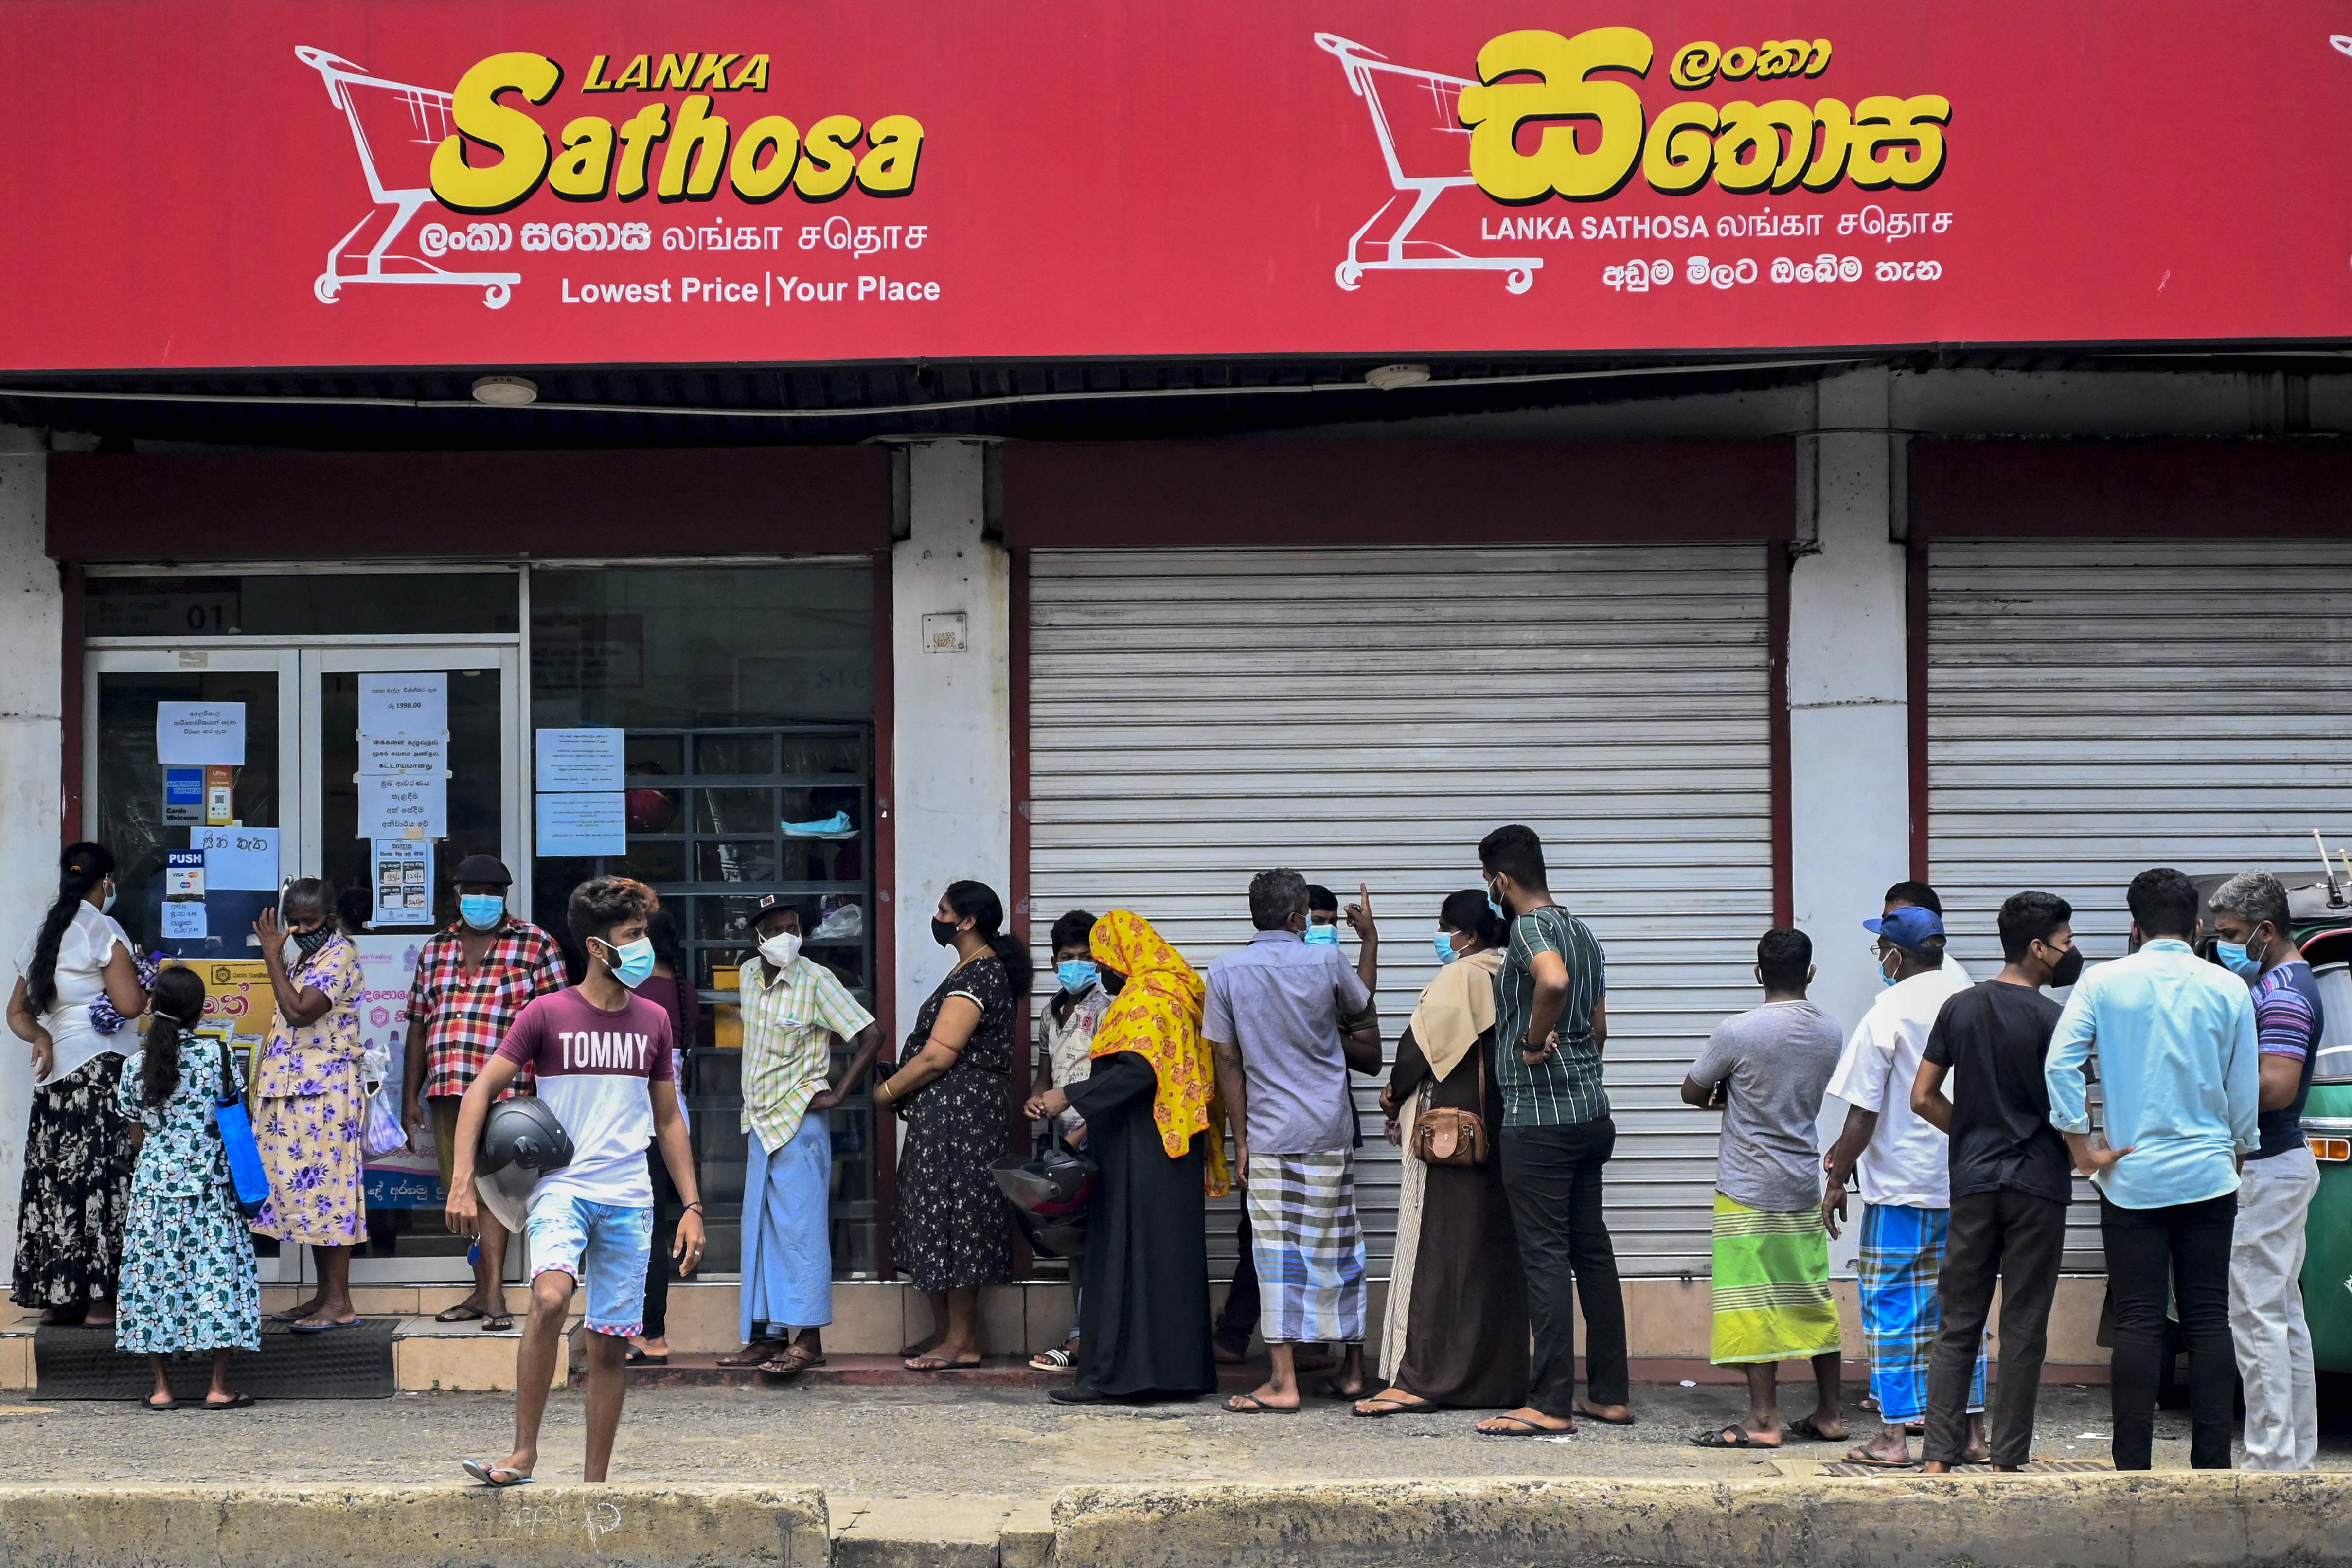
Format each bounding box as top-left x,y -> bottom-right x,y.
370,839 -> 435,926
535,790 -> 626,856
190,826 -> 278,891
357,776 -> 447,839
155,702 -> 244,766
535,727 -> 625,793
357,673 -> 447,739
358,735 -> 448,780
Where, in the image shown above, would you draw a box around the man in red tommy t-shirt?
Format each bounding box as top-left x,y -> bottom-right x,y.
445,875 -> 704,1486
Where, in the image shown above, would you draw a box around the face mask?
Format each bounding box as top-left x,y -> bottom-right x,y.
2047,944 -> 2085,989
1057,959 -> 1099,993
599,935 -> 657,989
1879,949 -> 1902,988
931,917 -> 959,947
759,931 -> 803,970
1099,969 -> 1127,997
1432,931 -> 1458,965
100,881 -> 117,915
2216,938 -> 2262,980
1302,923 -> 1340,946
459,894 -> 505,931
1485,881 -> 1509,920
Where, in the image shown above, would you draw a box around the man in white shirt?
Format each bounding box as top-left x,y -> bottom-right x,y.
1821,902 -> 1979,1467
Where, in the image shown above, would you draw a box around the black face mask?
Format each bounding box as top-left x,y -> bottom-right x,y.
1099,969 -> 1127,997
931,917 -> 959,947
2047,944 -> 2085,989
294,924 -> 335,958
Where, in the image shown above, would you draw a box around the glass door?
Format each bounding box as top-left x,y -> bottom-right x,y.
86,649 -> 303,1283
301,647 -> 524,1282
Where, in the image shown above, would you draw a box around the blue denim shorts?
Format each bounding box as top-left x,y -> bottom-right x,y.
526,1194 -> 654,1338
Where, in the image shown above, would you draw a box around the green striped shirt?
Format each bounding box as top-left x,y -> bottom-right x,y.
1493,905 -> 1609,1127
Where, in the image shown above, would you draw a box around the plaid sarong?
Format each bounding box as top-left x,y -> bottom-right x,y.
1245,1150 -> 1368,1345
1858,1202 -> 1984,1423
1710,1194 -> 1843,1365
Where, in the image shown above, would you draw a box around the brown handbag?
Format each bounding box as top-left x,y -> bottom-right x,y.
1409,1036 -> 1490,1167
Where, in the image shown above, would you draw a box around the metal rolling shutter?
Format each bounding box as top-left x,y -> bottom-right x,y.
1028,543 -> 1774,1278
1928,538 -> 2352,1271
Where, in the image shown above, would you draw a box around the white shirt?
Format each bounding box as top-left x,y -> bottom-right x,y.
15,901 -> 132,1086
1826,962 -> 1972,1209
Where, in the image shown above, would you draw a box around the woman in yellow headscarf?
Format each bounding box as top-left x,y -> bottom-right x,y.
1023,910 -> 1223,1404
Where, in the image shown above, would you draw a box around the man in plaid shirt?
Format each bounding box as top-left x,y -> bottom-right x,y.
401,855 -> 568,1328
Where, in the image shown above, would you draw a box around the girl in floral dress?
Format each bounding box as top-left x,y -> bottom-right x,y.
247,880 -> 368,1332
116,966 -> 260,1409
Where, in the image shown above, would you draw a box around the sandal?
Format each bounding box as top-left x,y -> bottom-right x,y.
718,1339 -> 789,1368
1351,1392 -> 1431,1419
1029,1345 -> 1076,1372
460,1459 -> 535,1488
624,1346 -> 668,1366
1478,1413 -> 1575,1438
433,1303 -> 489,1324
1692,1425 -> 1777,1449
481,1314 -> 516,1333
903,1351 -> 983,1372
1311,1377 -> 1369,1400
1788,1415 -> 1847,1443
1224,1392 -> 1300,1414
758,1344 -> 827,1378
1842,1445 -> 1921,1469
201,1392 -> 255,1410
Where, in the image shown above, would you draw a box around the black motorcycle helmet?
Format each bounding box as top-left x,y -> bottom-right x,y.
991,1142 -> 1096,1216
480,1096 -> 573,1174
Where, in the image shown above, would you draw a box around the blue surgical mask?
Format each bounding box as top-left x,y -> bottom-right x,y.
459,894 -> 505,931
100,887 -> 117,915
2215,939 -> 2262,980
601,935 -> 657,989
1057,959 -> 1099,994
1431,931 -> 1457,965
1302,923 -> 1340,946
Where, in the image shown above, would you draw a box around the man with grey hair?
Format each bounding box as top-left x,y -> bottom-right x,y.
2209,869 -> 2325,1471
1206,867 -> 1380,1411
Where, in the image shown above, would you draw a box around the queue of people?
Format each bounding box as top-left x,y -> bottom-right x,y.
4,826 -> 2330,1480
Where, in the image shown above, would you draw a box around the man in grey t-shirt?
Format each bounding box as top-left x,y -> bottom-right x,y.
1679,927 -> 1848,1449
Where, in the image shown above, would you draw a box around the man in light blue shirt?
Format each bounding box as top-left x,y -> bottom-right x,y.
2045,866 -> 2259,1472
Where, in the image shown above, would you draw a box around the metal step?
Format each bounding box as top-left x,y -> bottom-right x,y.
32,1318 -> 396,1400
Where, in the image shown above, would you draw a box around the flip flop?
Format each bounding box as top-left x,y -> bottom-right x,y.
461,1459 -> 535,1488
201,1393 -> 255,1410
1478,1414 -> 1575,1438
717,1342 -> 789,1368
289,1317 -> 364,1334
433,1304 -> 489,1323
481,1315 -> 516,1333
142,1397 -> 178,1412
624,1347 -> 668,1366
903,1353 -> 982,1372
1574,1402 -> 1637,1426
1224,1393 -> 1300,1414
1351,1396 -> 1431,1419
1692,1425 -> 1777,1449
1842,1447 -> 1922,1469
1789,1415 -> 1847,1443
1310,1377 -> 1370,1400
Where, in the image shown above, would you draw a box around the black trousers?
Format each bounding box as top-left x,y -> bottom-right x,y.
643,1145 -> 678,1340
2101,1191 -> 2238,1471
1499,1117 -> 1628,1415
1214,1211 -> 1259,1351
1924,1187 -> 2066,1466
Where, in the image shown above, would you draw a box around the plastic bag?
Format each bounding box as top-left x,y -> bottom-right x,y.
362,1079 -> 410,1159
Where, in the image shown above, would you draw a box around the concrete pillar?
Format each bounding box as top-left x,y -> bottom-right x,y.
1788,372 -> 1908,1267
889,441 -> 1011,1038
0,428 -> 61,1257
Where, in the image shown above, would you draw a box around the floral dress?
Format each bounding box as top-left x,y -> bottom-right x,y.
249,935 -> 367,1247
891,955 -> 1016,1292
114,1036 -> 262,1354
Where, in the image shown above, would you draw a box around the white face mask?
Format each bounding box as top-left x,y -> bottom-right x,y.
759,931 -> 803,970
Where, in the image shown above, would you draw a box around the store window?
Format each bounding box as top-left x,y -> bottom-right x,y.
528,564 -> 878,1277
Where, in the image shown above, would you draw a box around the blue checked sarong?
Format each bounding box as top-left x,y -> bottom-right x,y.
1858,1202 -> 1984,1423
1245,1150 -> 1367,1345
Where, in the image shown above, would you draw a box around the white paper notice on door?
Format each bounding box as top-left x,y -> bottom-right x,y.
358,775 -> 447,839
190,826 -> 278,890
535,727 -> 625,793
358,735 -> 447,780
370,838 -> 435,926
357,673 -> 447,739
535,790 -> 626,856
156,701 -> 246,766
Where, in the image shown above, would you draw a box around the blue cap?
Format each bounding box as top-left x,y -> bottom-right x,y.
1865,905 -> 1946,952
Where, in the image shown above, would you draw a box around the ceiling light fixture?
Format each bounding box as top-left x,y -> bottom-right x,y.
471,375 -> 539,407
1363,363 -> 1432,391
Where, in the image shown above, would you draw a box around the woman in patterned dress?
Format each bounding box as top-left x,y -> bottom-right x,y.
6,841 -> 148,1325
873,881 -> 1025,1371
247,879 -> 368,1332
116,966 -> 260,1409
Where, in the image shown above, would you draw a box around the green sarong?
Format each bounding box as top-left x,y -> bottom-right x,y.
1710,1193 -> 1843,1365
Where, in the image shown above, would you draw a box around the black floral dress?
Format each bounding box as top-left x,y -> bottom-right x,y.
10,1053 -> 135,1311
891,955 -> 1016,1292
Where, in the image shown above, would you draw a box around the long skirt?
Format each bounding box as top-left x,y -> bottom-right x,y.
9,1053 -> 134,1309
250,1084 -> 368,1246
892,1068 -> 1013,1292
116,1186 -> 262,1354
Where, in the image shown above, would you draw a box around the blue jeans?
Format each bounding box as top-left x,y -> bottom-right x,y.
527,1194 -> 654,1338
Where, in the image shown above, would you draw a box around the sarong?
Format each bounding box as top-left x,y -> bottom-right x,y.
739,1112 -> 834,1342
1858,1201 -> 1983,1423
1709,1194 -> 1843,1365
1245,1150 -> 1366,1346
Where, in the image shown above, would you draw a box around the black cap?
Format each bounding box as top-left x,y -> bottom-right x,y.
451,853 -> 513,888
751,893 -> 799,927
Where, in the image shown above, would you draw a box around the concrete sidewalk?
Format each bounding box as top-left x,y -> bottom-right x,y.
1,1382 -> 2342,1491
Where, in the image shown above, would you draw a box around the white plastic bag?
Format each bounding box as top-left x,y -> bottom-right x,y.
362,1079 -> 409,1159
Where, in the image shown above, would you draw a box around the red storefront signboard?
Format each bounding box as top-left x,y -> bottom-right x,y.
1,0 -> 2348,370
